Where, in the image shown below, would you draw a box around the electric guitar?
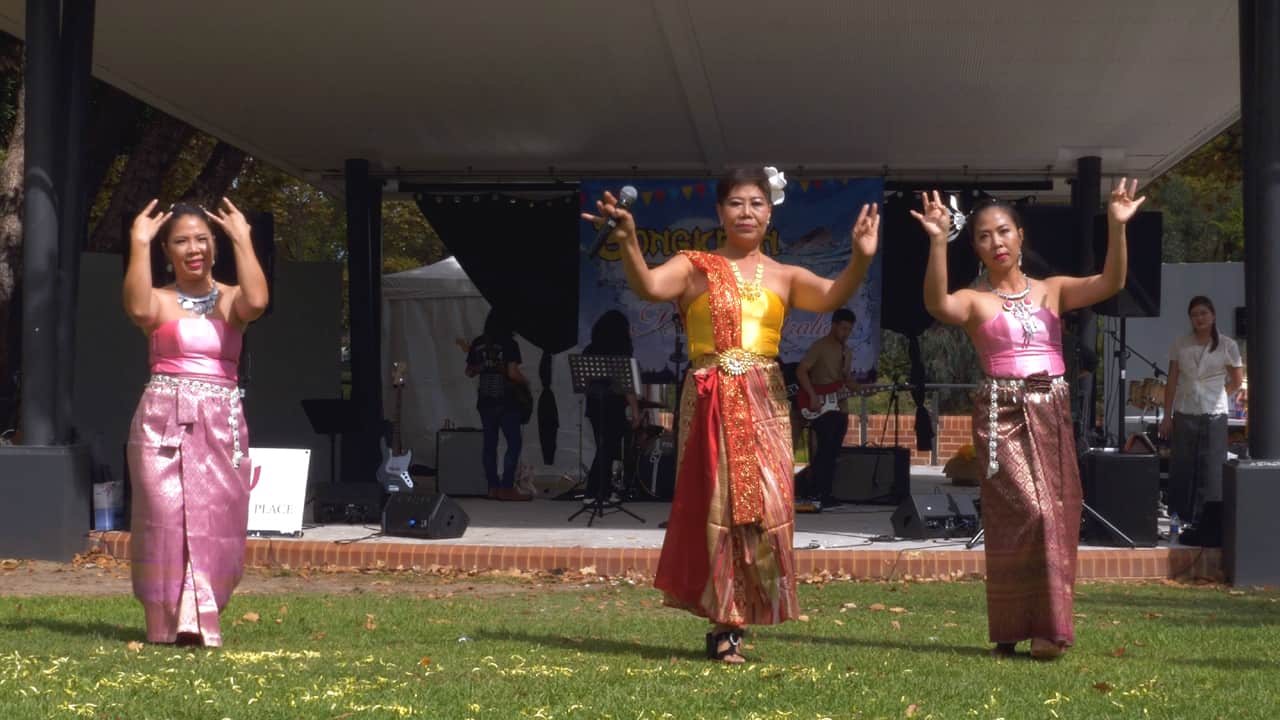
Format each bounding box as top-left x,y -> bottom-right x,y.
796,381 -> 878,421
378,361 -> 414,492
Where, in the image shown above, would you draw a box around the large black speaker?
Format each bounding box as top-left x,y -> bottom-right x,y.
831,446 -> 910,505
435,429 -> 489,496
1091,212 -> 1162,317
891,492 -> 980,539
1223,461 -> 1280,586
382,493 -> 469,539
1082,449 -> 1159,547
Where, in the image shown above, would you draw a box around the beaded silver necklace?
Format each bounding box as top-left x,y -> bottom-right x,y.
988,277 -> 1039,347
177,285 -> 220,317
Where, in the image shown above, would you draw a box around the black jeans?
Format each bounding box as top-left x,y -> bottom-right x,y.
808,411 -> 849,501
587,411 -> 629,501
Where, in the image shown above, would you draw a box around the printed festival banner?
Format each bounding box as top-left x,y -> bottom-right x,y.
578,177 -> 884,382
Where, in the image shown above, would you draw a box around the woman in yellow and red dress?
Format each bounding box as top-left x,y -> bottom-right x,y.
583,168 -> 879,663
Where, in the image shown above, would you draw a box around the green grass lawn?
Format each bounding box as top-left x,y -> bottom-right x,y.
1,579 -> 1276,719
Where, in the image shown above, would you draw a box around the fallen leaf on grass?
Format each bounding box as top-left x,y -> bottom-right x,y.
1144,612 -> 1163,619
274,618 -> 283,625
311,632 -> 327,641
126,641 -> 143,652
891,620 -> 902,631
278,604 -> 288,615
419,657 -> 432,667
1093,682 -> 1114,693
943,622 -> 959,628
1112,646 -> 1126,658
365,614 -> 377,631
797,615 -> 810,622
833,619 -> 845,626
1073,613 -> 1088,619
869,603 -> 886,612
1228,590 -> 1246,596
906,703 -> 919,717
889,607 -> 908,614
242,612 -> 260,623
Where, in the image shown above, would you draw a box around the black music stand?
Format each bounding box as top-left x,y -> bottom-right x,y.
567,354 -> 646,527
301,398 -> 359,487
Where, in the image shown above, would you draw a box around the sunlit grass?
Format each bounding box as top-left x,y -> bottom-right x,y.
1,579 -> 1276,718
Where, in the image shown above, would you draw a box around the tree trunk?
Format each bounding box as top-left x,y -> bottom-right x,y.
86,111 -> 193,253
180,141 -> 246,207
0,77 -> 25,391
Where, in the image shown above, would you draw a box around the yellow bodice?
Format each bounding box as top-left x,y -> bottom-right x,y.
683,287 -> 786,358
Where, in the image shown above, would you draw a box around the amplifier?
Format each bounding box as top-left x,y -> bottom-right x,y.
831,446 -> 910,505
435,429 -> 490,496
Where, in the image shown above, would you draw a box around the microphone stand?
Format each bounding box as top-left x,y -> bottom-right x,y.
1105,326 -> 1168,447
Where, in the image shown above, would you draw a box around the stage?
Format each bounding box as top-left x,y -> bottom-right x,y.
85,466 -> 1222,583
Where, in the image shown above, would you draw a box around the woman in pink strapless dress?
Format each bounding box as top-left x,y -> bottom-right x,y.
122,198 -> 270,647
911,182 -> 1145,659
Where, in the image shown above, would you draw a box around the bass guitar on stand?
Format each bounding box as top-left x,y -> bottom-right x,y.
378,361 -> 414,493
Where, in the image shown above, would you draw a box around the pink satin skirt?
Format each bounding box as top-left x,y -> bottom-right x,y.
127,374 -> 250,647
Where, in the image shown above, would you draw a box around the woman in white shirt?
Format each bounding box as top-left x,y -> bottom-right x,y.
1158,295 -> 1244,545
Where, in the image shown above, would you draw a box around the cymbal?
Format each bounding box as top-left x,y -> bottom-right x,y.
638,398 -> 668,410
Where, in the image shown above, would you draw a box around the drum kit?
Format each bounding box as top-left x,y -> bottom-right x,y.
628,393 -> 677,501
1128,378 -> 1166,414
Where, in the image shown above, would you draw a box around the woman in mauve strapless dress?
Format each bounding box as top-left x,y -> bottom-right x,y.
122,197 -> 269,647
911,182 -> 1144,659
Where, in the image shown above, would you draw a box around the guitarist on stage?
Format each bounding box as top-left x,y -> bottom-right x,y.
795,308 -> 858,509
465,310 -> 532,501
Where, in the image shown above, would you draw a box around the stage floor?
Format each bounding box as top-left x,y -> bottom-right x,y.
88,467 -> 1223,582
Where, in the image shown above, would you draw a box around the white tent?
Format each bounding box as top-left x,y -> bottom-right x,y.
381,257 -> 587,481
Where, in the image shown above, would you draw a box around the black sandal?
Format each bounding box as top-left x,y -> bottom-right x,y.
705,630 -> 745,663
991,642 -> 1017,657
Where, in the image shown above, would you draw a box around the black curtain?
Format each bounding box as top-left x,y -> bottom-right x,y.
881,192 -> 982,451
880,192 -> 979,338
415,193 -> 579,353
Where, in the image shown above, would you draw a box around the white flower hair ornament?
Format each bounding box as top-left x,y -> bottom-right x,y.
764,166 -> 787,206
946,193 -> 965,243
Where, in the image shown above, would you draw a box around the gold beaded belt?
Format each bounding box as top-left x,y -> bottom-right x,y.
692,348 -> 775,376
146,374 -> 245,469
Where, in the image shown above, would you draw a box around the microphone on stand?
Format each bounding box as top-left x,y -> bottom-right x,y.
589,185 -> 639,257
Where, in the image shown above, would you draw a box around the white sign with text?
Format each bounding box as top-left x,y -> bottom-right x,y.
246,447 -> 311,537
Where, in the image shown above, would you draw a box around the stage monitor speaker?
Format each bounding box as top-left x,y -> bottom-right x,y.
831,446 -> 910,505
381,493 -> 469,539
1082,449 -> 1159,547
891,492 -> 980,539
435,429 -> 489,496
1092,211 -> 1162,317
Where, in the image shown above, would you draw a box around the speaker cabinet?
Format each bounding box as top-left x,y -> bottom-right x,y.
831,446 -> 910,505
891,492 -> 980,539
1091,212 -> 1162,317
435,429 -> 489,496
1224,461 -> 1280,586
1082,449 -> 1159,547
382,493 -> 469,539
